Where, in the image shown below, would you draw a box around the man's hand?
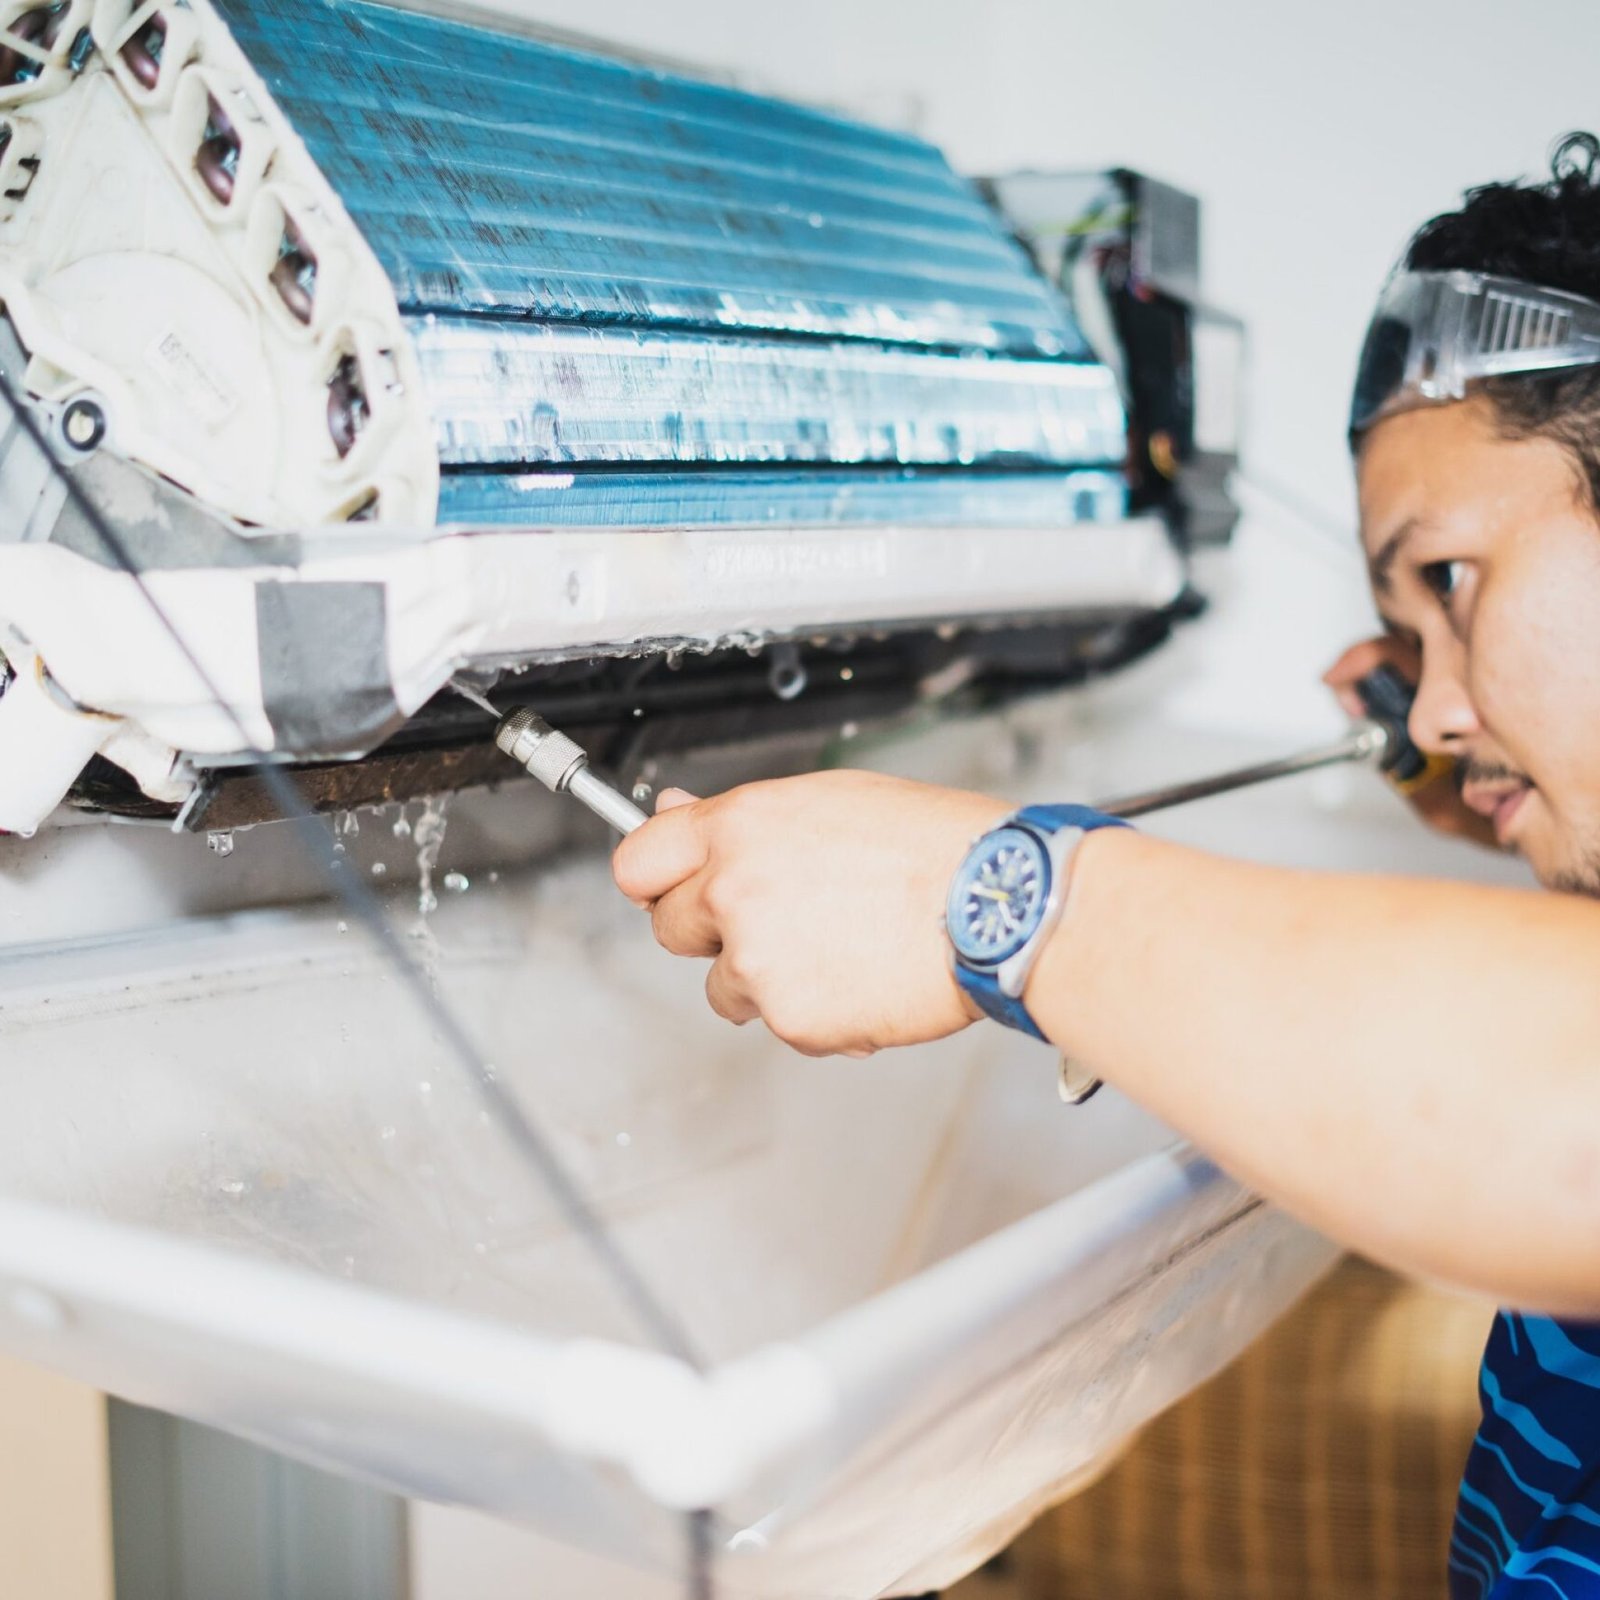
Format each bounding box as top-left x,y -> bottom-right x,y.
611,770 -> 1009,1057
1324,636 -> 1497,848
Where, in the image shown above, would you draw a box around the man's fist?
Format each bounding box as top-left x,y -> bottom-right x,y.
611,770 -> 1010,1057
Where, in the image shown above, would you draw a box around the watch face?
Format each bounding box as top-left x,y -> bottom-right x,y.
946,825 -> 1053,968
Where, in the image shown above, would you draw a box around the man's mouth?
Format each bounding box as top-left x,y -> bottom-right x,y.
1460,776 -> 1534,845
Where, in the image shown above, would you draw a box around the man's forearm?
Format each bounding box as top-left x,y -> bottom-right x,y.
1028,831 -> 1600,1314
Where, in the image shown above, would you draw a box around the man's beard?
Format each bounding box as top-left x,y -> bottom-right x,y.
1550,860 -> 1600,899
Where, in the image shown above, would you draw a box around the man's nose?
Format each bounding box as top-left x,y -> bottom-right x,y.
1409,649 -> 1480,754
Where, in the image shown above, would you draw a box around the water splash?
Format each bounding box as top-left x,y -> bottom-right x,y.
449,677 -> 501,719
413,795 -> 451,918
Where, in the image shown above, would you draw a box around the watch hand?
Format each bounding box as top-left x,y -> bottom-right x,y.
973,886 -> 1013,903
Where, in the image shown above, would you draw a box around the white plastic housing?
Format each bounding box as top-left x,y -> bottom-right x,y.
0,0 -> 439,526
0,651 -> 116,833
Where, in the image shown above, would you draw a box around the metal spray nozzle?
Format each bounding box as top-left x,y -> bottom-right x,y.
494,709 -> 649,836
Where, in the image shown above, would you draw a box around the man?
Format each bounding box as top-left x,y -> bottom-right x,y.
614,137 -> 1600,1599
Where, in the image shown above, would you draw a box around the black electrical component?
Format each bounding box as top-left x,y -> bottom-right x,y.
984,167 -> 1245,550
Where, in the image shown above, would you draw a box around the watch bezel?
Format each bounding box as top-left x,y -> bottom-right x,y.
944,822 -> 1056,973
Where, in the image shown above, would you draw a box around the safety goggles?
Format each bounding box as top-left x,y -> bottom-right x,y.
1349,268 -> 1600,436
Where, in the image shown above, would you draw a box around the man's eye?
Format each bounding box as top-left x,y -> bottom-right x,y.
1420,559 -> 1466,603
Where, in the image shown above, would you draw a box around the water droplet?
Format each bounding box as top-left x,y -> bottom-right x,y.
341,1256 -> 356,1277
443,870 -> 469,894
840,721 -> 860,740
839,666 -> 854,681
336,920 -> 348,934
371,861 -> 387,878
487,870 -> 500,885
392,809 -> 413,840
615,1131 -> 632,1148
378,1125 -> 396,1142
631,782 -> 654,806
207,831 -> 235,857
418,1080 -> 433,1099
472,1241 -> 488,1257
218,1178 -> 246,1196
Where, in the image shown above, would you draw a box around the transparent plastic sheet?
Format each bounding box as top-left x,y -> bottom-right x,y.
0,824 -> 1335,1597
0,663 -> 1464,1596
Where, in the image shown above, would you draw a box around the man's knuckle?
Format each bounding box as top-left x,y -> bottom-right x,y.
702,871 -> 738,921
719,944 -> 756,988
764,1000 -> 815,1050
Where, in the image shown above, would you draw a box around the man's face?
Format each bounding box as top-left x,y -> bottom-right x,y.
1358,394 -> 1600,895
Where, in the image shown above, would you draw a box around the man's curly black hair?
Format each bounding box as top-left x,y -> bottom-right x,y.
1392,132 -> 1600,507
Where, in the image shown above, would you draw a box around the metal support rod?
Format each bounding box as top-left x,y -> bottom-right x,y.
1097,723 -> 1389,820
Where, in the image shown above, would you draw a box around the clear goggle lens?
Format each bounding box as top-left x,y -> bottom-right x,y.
1349,269 -> 1600,436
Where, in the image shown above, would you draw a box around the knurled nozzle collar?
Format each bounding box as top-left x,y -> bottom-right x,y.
495,708 -> 588,792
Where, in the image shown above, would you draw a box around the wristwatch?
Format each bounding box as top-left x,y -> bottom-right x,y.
945,803 -> 1130,1103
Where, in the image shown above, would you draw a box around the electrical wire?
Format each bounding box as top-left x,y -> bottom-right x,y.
0,365 -> 716,1595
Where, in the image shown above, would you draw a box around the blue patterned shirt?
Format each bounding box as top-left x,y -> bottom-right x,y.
1451,1312 -> 1600,1598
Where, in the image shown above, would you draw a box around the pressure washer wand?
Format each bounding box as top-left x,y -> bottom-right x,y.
1096,664 -> 1435,819
478,665 -> 1434,837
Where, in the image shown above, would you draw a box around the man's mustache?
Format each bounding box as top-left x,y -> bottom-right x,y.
1451,758 -> 1532,794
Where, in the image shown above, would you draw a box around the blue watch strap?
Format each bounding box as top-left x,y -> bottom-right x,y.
1014,802 -> 1131,838
962,967 -> 1050,1041
956,803 -> 1130,1040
